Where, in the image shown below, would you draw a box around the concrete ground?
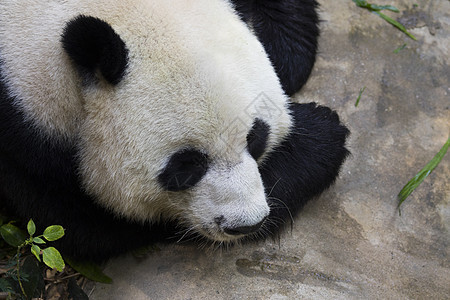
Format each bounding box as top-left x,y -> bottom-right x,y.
91,1 -> 449,299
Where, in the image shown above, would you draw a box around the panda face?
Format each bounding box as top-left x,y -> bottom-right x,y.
63,1 -> 294,242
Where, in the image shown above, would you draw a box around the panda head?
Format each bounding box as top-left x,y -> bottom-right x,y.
59,7 -> 292,242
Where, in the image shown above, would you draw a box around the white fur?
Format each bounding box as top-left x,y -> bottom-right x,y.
0,0 -> 292,240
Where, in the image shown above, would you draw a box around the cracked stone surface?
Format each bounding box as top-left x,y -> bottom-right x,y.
91,1 -> 449,299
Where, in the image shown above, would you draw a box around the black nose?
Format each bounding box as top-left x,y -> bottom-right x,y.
223,217 -> 266,236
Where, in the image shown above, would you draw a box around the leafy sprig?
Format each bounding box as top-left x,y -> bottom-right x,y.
1,220 -> 65,298
1,218 -> 112,298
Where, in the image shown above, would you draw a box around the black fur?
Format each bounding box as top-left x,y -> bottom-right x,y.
61,15 -> 128,85
232,0 -> 320,96
246,118 -> 270,160
259,103 -> 350,232
158,149 -> 209,191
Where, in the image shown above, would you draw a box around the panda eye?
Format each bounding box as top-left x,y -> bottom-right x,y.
246,119 -> 270,160
158,149 -> 209,192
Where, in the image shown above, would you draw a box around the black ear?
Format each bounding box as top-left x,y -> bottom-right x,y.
61,15 -> 128,85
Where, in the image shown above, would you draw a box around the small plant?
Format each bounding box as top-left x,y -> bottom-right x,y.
26,220 -> 65,271
0,219 -> 64,299
1,216 -> 112,299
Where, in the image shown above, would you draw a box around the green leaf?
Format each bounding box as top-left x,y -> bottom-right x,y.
33,237 -> 46,244
0,223 -> 27,247
65,257 -> 113,284
27,219 -> 36,236
42,247 -> 65,272
352,0 -> 399,12
398,136 -> 450,213
43,225 -> 65,241
352,0 -> 368,7
31,244 -> 41,262
352,0 -> 417,40
373,11 -> 417,40
371,5 -> 399,12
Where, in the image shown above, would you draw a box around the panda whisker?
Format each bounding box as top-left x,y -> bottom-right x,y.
176,226 -> 197,243
257,221 -> 274,239
229,239 -> 238,250
268,216 -> 285,225
181,234 -> 203,244
266,178 -> 282,198
267,202 -> 288,210
247,231 -> 261,242
200,239 -> 215,251
267,196 -> 294,225
213,241 -> 224,252
267,216 -> 288,232
196,236 -> 209,250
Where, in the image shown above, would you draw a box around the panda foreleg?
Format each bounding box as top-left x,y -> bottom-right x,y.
259,102 -> 350,235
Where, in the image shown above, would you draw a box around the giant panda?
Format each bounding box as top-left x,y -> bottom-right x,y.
0,0 -> 349,262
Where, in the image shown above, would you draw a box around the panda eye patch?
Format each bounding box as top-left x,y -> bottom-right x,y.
247,119 -> 270,160
158,149 -> 209,192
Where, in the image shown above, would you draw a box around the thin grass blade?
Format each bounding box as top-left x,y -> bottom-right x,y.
397,136 -> 450,214
373,11 -> 417,40
394,43 -> 407,53
369,5 -> 399,12
355,86 -> 366,107
352,0 -> 399,12
352,0 -> 417,40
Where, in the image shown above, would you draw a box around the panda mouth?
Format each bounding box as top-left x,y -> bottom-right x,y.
196,226 -> 245,242
174,224 -> 246,244
192,217 -> 268,243
221,217 -> 267,236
